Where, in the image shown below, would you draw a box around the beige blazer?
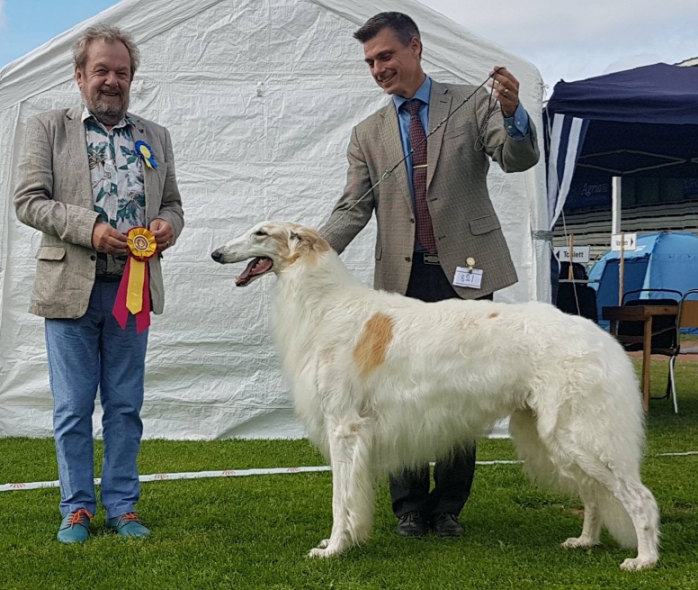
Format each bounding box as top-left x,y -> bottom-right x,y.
320,80 -> 539,299
13,106 -> 185,319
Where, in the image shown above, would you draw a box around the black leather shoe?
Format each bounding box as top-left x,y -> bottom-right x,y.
431,512 -> 464,537
396,511 -> 427,537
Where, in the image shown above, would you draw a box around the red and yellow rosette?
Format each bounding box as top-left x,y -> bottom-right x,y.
113,227 -> 157,333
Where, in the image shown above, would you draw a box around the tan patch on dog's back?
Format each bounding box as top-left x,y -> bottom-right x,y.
488,313 -> 499,319
353,313 -> 394,377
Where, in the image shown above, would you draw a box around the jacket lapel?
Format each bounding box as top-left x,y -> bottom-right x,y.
128,115 -> 157,223
65,106 -> 93,207
379,104 -> 413,213
426,81 -> 451,192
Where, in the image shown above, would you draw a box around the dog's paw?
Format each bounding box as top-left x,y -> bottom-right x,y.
308,539 -> 349,559
562,536 -> 598,549
620,556 -> 657,571
308,547 -> 334,559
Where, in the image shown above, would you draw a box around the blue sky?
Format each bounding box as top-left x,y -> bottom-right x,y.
1,0 -> 697,89
0,0 -> 119,69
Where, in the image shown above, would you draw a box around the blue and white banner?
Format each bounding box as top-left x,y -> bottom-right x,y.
546,113 -> 590,229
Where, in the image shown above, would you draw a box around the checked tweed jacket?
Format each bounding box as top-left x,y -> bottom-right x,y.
13,106 -> 185,319
321,80 -> 539,299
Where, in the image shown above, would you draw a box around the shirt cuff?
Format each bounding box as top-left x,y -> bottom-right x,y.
503,102 -> 530,140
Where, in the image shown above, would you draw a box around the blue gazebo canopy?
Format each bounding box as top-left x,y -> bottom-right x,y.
547,63 -> 698,125
544,63 -> 698,229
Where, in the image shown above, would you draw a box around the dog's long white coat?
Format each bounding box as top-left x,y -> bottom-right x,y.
213,221 -> 660,571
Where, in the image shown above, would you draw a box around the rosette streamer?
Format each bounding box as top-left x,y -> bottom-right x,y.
113,227 -> 157,333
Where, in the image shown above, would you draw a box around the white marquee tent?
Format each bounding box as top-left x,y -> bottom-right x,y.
0,0 -> 548,439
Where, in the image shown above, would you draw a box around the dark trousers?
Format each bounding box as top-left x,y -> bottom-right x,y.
389,253 -> 489,518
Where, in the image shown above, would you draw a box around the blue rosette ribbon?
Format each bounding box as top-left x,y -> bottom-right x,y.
135,140 -> 159,169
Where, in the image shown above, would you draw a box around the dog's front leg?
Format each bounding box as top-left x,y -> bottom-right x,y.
308,416 -> 374,558
309,419 -> 352,558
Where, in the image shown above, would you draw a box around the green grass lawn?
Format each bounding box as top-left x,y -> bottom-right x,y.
1,358 -> 697,590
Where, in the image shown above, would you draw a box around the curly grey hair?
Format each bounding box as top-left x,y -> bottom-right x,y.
73,24 -> 141,78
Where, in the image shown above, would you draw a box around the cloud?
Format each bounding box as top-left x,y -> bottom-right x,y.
422,0 -> 698,89
0,0 -> 6,28
424,0 -> 698,49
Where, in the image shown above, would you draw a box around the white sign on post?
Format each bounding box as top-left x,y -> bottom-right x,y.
553,246 -> 591,263
611,233 -> 637,251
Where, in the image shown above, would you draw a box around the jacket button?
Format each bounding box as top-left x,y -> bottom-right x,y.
409,218 -> 415,224
405,256 -> 411,262
90,255 -> 96,261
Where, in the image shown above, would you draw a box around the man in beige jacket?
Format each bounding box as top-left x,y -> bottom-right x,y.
14,25 -> 184,544
321,12 -> 539,538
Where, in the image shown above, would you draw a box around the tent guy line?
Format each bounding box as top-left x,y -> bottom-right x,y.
1,452 -> 694,493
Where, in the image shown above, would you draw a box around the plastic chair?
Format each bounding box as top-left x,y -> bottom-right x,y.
666,290 -> 698,413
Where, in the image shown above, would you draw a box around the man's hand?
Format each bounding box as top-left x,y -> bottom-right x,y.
489,66 -> 520,118
92,222 -> 128,255
150,218 -> 175,252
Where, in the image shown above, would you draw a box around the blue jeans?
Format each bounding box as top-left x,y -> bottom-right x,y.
45,280 -> 148,519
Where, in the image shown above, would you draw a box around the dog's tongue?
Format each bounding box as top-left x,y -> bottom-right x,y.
235,257 -> 273,286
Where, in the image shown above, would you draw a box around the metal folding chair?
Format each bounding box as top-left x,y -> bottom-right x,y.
616,289 -> 681,409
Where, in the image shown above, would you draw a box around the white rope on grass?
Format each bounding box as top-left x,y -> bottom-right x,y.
0,460 -> 524,493
0,466 -> 331,492
1,453 -> 694,493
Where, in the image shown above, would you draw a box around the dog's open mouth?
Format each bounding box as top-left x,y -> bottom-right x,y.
235,257 -> 273,286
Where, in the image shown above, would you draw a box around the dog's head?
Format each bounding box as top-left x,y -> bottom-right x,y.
211,221 -> 332,286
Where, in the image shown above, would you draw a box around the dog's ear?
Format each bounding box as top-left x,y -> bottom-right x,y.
289,226 -> 331,254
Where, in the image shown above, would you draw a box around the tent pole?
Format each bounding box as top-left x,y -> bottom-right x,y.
611,176 -> 622,234
619,232 -> 625,305
612,177 -> 623,304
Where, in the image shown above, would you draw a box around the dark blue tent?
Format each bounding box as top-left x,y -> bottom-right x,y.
544,63 -> 698,229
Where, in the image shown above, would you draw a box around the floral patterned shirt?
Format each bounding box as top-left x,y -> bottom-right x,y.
82,107 -> 146,276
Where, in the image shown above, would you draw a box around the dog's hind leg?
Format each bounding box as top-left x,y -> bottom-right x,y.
510,409 -> 602,549
557,444 -> 659,570
308,415 -> 375,558
562,484 -> 602,549
510,409 -> 560,487
611,479 -> 660,571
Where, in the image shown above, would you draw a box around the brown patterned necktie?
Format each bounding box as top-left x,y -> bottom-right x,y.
404,99 -> 437,254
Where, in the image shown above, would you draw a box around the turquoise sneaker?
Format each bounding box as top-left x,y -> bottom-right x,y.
57,509 -> 92,544
106,512 -> 151,538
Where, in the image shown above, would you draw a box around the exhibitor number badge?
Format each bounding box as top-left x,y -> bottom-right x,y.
453,267 -> 483,289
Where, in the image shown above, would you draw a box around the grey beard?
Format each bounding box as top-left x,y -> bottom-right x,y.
87,95 -> 129,127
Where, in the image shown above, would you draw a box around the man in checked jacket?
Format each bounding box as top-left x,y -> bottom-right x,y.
320,12 -> 539,538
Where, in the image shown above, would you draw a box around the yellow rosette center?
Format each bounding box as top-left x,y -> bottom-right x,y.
138,145 -> 154,168
127,227 -> 157,261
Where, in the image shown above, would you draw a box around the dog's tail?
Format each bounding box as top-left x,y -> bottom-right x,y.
595,486 -> 637,548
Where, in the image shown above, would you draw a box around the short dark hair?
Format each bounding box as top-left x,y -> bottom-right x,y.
353,12 -> 420,47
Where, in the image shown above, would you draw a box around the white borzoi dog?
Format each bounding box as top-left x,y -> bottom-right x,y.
211,221 -> 660,570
